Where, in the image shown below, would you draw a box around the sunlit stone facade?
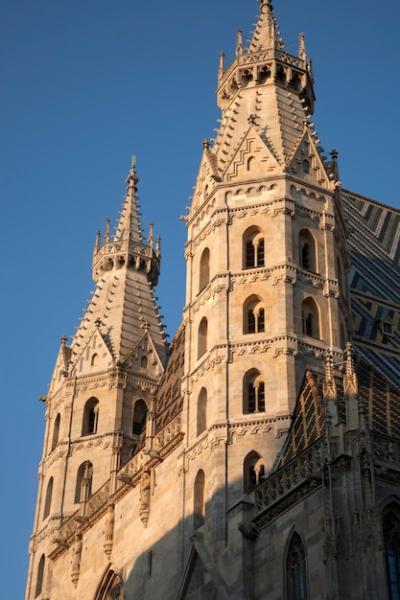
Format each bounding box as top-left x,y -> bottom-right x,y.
26,2 -> 400,599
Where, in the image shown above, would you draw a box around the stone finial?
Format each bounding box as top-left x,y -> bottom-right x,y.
330,148 -> 340,182
60,336 -> 68,346
260,0 -> 273,10
104,218 -> 111,245
323,350 -> 337,402
93,230 -> 101,256
127,155 -> 139,191
218,52 -> 225,81
299,32 -> 307,61
148,223 -> 154,248
236,28 -> 244,57
344,342 -> 358,397
155,236 -> 161,257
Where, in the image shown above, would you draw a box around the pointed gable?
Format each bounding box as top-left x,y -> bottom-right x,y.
191,148 -> 220,210
122,330 -> 165,380
48,340 -> 72,395
224,126 -> 280,183
71,327 -> 115,377
287,129 -> 332,189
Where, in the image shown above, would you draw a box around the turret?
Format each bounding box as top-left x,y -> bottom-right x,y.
217,0 -> 315,115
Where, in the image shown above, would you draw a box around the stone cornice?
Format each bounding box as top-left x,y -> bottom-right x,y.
47,368 -> 160,406
184,266 -> 338,315
179,414 -> 291,472
187,338 -> 342,381
188,195 -> 334,248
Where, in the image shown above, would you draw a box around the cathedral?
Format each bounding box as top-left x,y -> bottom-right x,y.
26,1 -> 400,599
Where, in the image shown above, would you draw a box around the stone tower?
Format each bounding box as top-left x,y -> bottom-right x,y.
181,0 -> 351,558
26,2 -> 400,599
25,161 -> 167,599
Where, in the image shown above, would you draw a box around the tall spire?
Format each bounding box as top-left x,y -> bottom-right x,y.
72,157 -> 166,365
114,156 -> 143,244
249,0 -> 279,52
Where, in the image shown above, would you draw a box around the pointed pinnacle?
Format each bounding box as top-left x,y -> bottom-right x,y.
236,29 -> 244,57
299,32 -> 307,61
218,52 -> 225,81
260,0 -> 273,9
127,156 -> 139,191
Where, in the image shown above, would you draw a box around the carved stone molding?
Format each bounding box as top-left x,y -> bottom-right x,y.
192,280 -> 229,313
254,437 -> 327,525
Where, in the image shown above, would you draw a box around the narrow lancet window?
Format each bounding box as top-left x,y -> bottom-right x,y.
243,370 -> 266,414
287,533 -> 308,600
82,398 -> 99,436
193,470 -> 205,530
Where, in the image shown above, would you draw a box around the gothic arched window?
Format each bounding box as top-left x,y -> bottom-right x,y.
243,369 -> 266,414
75,461 -> 93,504
286,533 -> 308,600
82,397 -> 99,436
198,317 -> 208,359
194,470 -> 205,530
244,295 -> 265,334
383,505 -> 400,600
243,227 -> 265,269
43,477 -> 54,520
197,388 -> 207,436
299,229 -> 317,273
243,451 -> 266,493
302,298 -> 320,339
132,399 -> 148,436
35,554 -> 45,598
51,413 -> 61,451
199,248 -> 210,292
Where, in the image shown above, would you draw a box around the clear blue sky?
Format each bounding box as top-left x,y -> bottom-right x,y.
1,0 -> 398,596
